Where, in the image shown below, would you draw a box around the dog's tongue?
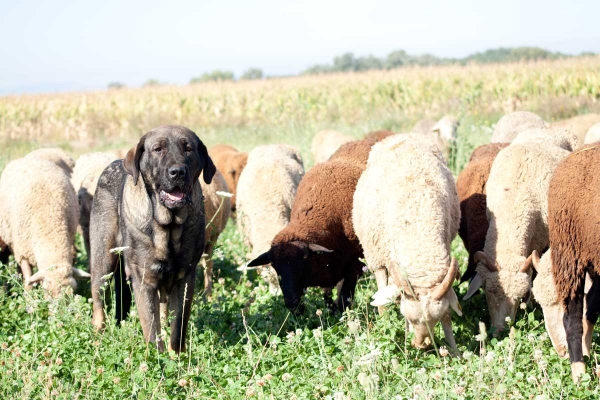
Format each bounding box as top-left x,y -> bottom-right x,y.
165,190 -> 184,201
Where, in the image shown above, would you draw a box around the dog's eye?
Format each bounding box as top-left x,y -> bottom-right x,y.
153,147 -> 162,153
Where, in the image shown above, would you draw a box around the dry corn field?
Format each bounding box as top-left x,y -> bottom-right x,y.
1,57 -> 600,398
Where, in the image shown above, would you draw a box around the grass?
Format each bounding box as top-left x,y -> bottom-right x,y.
1,58 -> 600,398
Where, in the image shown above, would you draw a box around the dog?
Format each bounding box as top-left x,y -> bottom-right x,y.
89,125 -> 216,352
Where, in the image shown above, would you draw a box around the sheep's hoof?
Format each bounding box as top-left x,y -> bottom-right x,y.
92,310 -> 106,332
571,362 -> 586,382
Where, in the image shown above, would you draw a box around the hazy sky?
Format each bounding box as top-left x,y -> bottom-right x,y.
1,0 -> 599,94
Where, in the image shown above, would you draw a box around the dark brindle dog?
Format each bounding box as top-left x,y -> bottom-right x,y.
90,125 -> 215,352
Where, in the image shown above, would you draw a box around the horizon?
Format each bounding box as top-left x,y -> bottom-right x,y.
1,0 -> 599,95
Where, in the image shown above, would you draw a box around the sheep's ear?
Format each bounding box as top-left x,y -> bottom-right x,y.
123,134 -> 147,186
248,251 -> 271,267
197,137 -> 216,184
73,268 -> 91,279
27,269 -> 47,284
463,274 -> 483,300
446,288 -> 463,317
530,250 -> 541,272
521,252 -> 536,273
308,244 -> 333,254
474,251 -> 497,272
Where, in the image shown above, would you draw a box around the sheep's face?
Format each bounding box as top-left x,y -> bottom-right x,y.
401,295 -> 449,349
247,241 -> 333,313
475,254 -> 532,336
36,265 -> 77,298
227,153 -> 247,204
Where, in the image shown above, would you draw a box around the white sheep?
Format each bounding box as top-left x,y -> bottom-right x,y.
200,170 -> 231,297
553,113 -> 600,146
71,152 -> 119,256
0,158 -> 89,297
354,134 -> 462,352
511,126 -> 579,151
490,111 -> 547,143
25,147 -> 76,177
530,250 -> 592,358
412,115 -> 459,161
583,122 -> 600,144
236,144 -> 305,294
311,130 -> 354,164
464,134 -> 571,334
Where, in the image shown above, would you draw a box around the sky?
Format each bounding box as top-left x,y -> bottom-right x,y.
1,0 -> 599,95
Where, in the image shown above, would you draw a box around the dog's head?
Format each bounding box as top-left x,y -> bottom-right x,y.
123,125 -> 216,210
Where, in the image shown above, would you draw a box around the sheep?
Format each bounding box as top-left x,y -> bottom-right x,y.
311,130 -> 354,164
412,115 -> 459,161
511,126 -> 579,151
464,135 -> 571,335
246,138 -> 378,312
547,143 -> 600,380
364,130 -> 395,141
553,113 -> 600,147
25,147 -> 76,177
71,152 -> 119,256
208,144 -> 248,212
0,158 -> 89,297
583,122 -> 600,144
354,134 -> 462,352
456,143 -> 508,283
490,111 -> 547,143
236,144 -> 305,294
200,170 -> 231,297
530,249 -> 592,359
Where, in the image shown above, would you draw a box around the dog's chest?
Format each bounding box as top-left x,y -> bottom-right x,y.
152,223 -> 184,261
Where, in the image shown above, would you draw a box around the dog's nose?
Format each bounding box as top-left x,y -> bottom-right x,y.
168,166 -> 187,179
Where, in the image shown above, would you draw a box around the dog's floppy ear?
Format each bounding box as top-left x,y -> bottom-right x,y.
123,134 -> 147,186
197,138 -> 216,184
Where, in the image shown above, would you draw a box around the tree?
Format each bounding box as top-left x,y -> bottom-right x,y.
107,82 -> 125,89
190,70 -> 235,83
143,79 -> 161,87
240,68 -> 264,80
384,50 -> 408,69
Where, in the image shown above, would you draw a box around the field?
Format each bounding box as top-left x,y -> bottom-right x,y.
1,57 -> 600,399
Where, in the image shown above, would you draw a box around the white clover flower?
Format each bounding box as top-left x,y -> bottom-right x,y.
484,350 -> 496,364
313,327 -> 323,339
281,373 -> 292,382
139,363 -> 148,373
520,302 -> 527,310
354,347 -> 382,366
463,351 -> 473,360
109,246 -> 130,254
416,367 -> 426,375
533,349 -> 543,360
295,329 -> 303,336
216,191 -> 233,198
347,319 -> 361,334
505,316 -> 511,324
439,346 -> 449,357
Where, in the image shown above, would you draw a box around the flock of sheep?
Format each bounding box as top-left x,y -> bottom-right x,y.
1,112 -> 600,382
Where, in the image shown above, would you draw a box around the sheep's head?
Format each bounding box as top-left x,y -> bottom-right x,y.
247,241 -> 333,312
529,250 -> 568,357
464,251 -> 533,335
390,259 -> 462,349
27,264 -> 91,298
433,116 -> 459,143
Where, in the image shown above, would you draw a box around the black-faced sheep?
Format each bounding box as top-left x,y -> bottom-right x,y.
0,158 -> 89,297
236,144 -> 305,294
547,143 -> 600,380
464,131 -> 571,335
25,147 -> 76,177
490,111 -> 547,143
553,113 -> 600,147
200,170 -> 231,297
354,134 -> 462,352
412,115 -> 459,162
208,144 -> 248,212
583,122 -> 600,144
311,130 -> 354,164
456,143 -> 508,283
71,152 -> 119,256
247,138 -> 378,312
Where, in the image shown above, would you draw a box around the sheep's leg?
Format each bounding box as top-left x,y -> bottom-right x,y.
19,259 -> 33,290
337,264 -> 359,311
564,274 -> 586,381
323,287 -> 335,311
441,312 -> 459,354
374,268 -> 388,316
583,273 -> 600,357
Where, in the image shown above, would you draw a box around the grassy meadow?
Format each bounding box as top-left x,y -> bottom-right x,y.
1,57 -> 600,399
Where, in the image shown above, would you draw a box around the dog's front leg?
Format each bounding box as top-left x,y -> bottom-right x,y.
168,269 -> 196,353
131,276 -> 164,351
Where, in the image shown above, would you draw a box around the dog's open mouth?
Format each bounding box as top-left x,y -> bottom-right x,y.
159,187 -> 188,209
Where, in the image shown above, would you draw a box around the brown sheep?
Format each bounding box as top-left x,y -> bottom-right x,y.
553,113 -> 600,147
456,143 -> 509,282
208,144 -> 248,212
548,143 -> 600,381
247,138 -> 378,312
200,170 -> 231,297
364,130 -> 395,142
